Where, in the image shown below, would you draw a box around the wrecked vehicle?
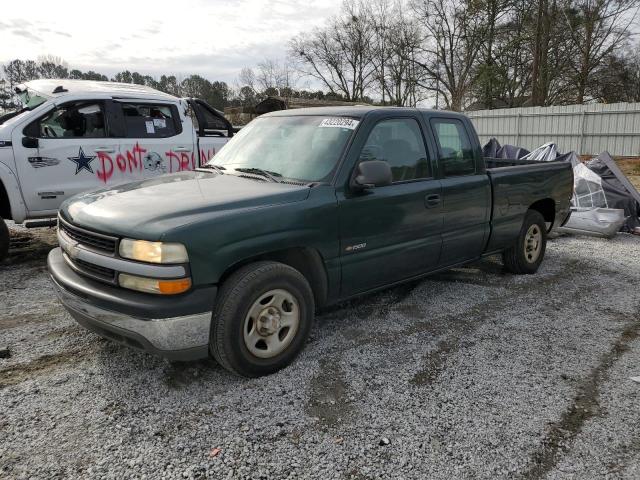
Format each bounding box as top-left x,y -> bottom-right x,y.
0,79 -> 236,260
559,208 -> 625,238
48,107 -> 573,377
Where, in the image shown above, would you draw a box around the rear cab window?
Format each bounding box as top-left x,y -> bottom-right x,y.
431,118 -> 476,177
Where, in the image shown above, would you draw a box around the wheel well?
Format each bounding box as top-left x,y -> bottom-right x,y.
219,247 -> 329,308
529,198 -> 555,226
0,180 -> 11,220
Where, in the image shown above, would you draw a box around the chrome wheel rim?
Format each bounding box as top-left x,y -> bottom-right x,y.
524,224 -> 542,263
243,289 -> 300,359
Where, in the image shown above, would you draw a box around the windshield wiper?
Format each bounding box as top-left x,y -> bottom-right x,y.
234,167 -> 282,183
198,164 -> 226,172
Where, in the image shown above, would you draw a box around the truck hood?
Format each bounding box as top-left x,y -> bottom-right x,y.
60,171 -> 311,238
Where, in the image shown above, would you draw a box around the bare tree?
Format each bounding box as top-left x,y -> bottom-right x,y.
256,59 -> 299,97
485,1 -> 534,106
382,8 -> 426,105
564,0 -> 639,103
290,0 -> 377,101
410,0 -> 484,110
238,67 -> 257,94
471,0 -> 514,108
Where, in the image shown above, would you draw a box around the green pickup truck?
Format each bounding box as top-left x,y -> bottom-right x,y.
48,107 -> 573,377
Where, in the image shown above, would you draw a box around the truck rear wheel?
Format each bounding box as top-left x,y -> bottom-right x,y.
210,261 -> 315,377
0,218 -> 8,262
502,210 -> 547,274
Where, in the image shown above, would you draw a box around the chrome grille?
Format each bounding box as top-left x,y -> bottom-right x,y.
73,258 -> 116,282
58,216 -> 117,255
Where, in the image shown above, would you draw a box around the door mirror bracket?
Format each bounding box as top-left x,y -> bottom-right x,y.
22,136 -> 39,149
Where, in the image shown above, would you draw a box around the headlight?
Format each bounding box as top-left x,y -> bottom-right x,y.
119,273 -> 192,295
119,239 -> 188,264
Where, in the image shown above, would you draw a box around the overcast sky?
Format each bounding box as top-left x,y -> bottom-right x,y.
0,0 -> 340,85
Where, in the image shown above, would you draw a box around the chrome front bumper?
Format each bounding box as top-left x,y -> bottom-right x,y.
48,248 -> 213,361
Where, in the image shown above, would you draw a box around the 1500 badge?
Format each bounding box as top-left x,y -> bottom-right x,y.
345,242 -> 367,252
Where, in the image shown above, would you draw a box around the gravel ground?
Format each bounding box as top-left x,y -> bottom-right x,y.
1,225 -> 639,480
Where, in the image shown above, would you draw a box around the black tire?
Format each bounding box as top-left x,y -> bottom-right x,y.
210,261 -> 315,377
0,218 -> 9,262
502,209 -> 547,274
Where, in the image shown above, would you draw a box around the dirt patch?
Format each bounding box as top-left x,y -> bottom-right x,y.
410,257 -> 591,387
306,358 -> 353,430
0,348 -> 95,389
614,158 -> 640,191
2,227 -> 57,266
0,305 -> 66,331
519,313 -> 640,480
163,359 -> 218,390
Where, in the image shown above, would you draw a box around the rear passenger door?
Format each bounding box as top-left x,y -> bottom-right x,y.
338,116 -> 443,296
97,100 -> 195,186
430,117 -> 490,266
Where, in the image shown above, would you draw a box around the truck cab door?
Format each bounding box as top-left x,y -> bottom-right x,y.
429,117 -> 491,266
188,99 -> 232,165
12,100 -> 120,214
102,100 -> 195,186
337,116 -> 443,296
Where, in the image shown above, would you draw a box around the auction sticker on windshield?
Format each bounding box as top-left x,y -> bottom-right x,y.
319,118 -> 359,129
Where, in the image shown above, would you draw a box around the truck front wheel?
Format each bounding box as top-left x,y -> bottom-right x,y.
210,261 -> 315,377
0,218 -> 8,262
502,209 -> 547,274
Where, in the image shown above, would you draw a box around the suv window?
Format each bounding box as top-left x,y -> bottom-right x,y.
120,102 -> 179,138
431,118 -> 476,176
37,102 -> 106,138
360,118 -> 430,182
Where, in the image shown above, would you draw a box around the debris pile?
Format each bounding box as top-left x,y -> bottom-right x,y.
483,138 -> 640,237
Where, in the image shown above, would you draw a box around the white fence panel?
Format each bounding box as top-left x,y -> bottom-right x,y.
466,102 -> 640,157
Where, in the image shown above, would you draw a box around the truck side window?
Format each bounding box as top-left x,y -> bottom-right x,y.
36,102 -> 106,138
120,102 -> 180,138
361,118 -> 430,183
431,118 -> 475,176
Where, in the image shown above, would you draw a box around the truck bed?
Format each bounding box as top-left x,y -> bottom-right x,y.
483,157 -> 574,253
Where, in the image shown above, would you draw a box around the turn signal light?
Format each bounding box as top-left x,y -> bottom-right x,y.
158,278 -> 192,295
119,273 -> 192,295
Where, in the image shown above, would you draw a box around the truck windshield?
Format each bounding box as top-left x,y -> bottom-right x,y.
0,92 -> 48,126
209,115 -> 359,183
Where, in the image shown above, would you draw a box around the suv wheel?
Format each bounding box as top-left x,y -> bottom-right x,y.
210,261 -> 315,377
502,209 -> 547,274
0,218 -> 9,262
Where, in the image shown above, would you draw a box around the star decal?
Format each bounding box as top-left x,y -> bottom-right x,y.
68,147 -> 96,174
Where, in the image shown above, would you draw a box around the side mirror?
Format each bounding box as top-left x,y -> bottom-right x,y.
351,160 -> 392,191
22,136 -> 39,148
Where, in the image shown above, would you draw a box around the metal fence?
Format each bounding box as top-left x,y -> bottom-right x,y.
466,102 -> 640,157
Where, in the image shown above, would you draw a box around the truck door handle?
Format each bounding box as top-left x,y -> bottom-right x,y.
174,146 -> 191,152
94,147 -> 115,153
425,194 -> 441,208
